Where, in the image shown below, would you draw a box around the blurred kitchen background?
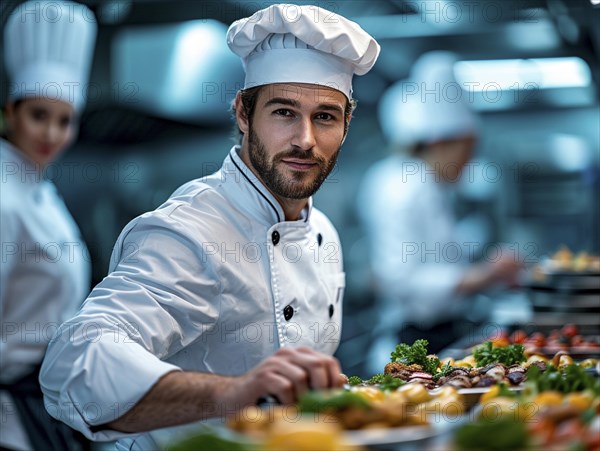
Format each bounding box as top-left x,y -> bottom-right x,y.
1,0 -> 599,376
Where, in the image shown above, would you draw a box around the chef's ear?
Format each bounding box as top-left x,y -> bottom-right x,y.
235,92 -> 249,135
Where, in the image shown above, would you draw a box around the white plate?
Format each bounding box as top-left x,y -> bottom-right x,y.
344,415 -> 465,446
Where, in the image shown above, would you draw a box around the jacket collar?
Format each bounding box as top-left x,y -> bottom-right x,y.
0,138 -> 45,189
222,146 -> 313,226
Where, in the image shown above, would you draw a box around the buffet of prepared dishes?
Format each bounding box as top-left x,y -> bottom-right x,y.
167,335 -> 600,451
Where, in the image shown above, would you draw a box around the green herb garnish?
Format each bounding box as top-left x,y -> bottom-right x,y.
527,364 -> 600,395
347,375 -> 362,386
390,339 -> 439,374
298,390 -> 371,413
169,431 -> 257,451
473,341 -> 526,367
432,362 -> 454,381
453,416 -> 530,450
364,373 -> 405,390
366,373 -> 386,384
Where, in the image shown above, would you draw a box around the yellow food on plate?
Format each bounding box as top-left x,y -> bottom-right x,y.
579,358 -> 598,369
546,245 -> 600,272
433,386 -> 461,399
552,246 -> 573,269
532,391 -> 563,408
439,357 -> 455,367
479,385 -> 501,404
563,391 -> 594,411
524,355 -> 549,367
262,418 -> 356,451
350,386 -> 386,403
398,383 -> 431,404
478,396 -> 523,421
452,360 -> 472,368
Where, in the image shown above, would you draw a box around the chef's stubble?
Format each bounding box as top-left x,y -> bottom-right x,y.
247,125 -> 340,200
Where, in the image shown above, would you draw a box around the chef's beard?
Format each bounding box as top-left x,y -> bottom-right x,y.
247,126 -> 340,200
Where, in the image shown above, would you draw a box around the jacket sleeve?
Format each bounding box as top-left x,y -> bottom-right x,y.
39,207 -> 221,441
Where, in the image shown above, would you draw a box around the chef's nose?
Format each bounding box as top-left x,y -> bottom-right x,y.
44,122 -> 61,143
291,117 -> 317,150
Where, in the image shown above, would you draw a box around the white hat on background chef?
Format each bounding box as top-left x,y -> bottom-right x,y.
4,0 -> 97,112
379,51 -> 479,146
226,3 -> 380,99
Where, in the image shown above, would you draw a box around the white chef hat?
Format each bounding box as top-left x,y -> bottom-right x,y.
379,51 -> 479,146
227,3 -> 380,99
4,0 -> 97,112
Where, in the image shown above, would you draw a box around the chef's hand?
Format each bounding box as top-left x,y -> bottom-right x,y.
223,347 -> 345,407
488,253 -> 523,287
458,252 -> 524,295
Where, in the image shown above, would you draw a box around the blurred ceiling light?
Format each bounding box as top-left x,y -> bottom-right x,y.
167,22 -> 221,105
549,135 -> 592,172
592,0 -> 600,5
504,20 -> 561,51
454,57 -> 592,91
113,20 -> 243,124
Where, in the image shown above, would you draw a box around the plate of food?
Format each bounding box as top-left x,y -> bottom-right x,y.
343,417 -> 463,447
225,384 -> 467,449
527,246 -> 600,292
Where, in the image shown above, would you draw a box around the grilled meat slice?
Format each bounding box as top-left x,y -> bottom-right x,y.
384,362 -> 424,380
506,371 -> 526,385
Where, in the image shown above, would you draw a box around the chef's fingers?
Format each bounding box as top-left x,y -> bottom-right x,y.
285,347 -> 342,390
303,347 -> 343,389
249,353 -> 313,403
269,358 -> 310,401
257,372 -> 296,405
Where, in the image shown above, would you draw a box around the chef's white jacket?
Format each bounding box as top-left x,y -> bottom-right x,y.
40,146 -> 345,448
358,155 -> 467,330
0,139 -> 91,450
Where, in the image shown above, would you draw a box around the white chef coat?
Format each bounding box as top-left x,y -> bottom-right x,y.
0,138 -> 91,451
357,155 -> 468,330
40,146 -> 345,448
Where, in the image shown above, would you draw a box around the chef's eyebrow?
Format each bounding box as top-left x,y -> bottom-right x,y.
264,97 -> 344,116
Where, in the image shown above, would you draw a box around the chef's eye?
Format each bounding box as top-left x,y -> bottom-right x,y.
30,108 -> 48,121
273,109 -> 293,117
315,112 -> 335,121
59,115 -> 73,128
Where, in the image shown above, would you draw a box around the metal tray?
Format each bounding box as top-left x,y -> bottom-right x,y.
526,271 -> 600,292
526,290 -> 600,312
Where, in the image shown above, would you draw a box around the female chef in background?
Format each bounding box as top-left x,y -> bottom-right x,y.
0,2 -> 97,450
358,51 -> 522,372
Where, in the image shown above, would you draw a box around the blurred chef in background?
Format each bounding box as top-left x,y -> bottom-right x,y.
0,1 -> 96,450
358,51 -> 522,371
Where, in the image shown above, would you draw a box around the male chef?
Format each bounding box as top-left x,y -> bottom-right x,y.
40,3 -> 380,449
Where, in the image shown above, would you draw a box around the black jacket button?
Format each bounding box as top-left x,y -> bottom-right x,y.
283,305 -> 294,321
272,230 -> 280,246
329,304 -> 334,318
317,233 -> 323,246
